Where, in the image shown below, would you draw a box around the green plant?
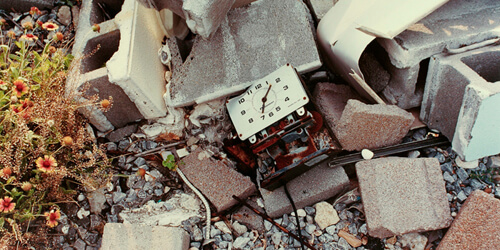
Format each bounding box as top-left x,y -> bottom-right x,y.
0,16 -> 112,247
162,154 -> 183,170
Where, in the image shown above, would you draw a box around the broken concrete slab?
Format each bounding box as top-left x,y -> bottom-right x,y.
437,190 -> 500,250
309,0 -> 338,20
356,157 -> 452,238
314,83 -> 413,151
179,148 -> 256,212
420,44 -> 500,161
261,161 -> 349,218
101,223 -> 190,250
182,0 -> 236,39
165,0 -> 322,107
68,0 -> 168,131
377,0 -> 500,69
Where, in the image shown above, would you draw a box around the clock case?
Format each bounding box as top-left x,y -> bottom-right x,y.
224,68 -> 341,191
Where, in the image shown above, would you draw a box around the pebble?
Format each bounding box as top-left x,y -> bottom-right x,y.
434,153 -> 446,163
441,161 -> 454,174
408,150 -> 420,158
325,225 -> 336,235
443,171 -> 456,183
470,178 -> 485,190
233,236 -> 250,249
291,209 -> 307,217
134,157 -> 146,166
304,206 -> 315,215
456,190 -> 468,202
361,149 -> 374,160
314,202 -> 340,230
232,221 -> 248,236
358,224 -> 367,235
456,167 -> 469,181
455,157 -> 478,169
305,224 -> 316,234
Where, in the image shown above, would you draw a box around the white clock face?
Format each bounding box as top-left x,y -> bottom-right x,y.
226,64 -> 309,140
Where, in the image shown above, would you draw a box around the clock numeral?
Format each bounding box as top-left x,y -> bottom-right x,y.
260,115 -> 265,120
246,89 -> 252,95
255,83 -> 262,90
285,97 -> 290,102
238,98 -> 245,104
276,106 -> 281,112
283,85 -> 288,90
269,112 -> 274,117
241,110 -> 246,115
248,118 -> 254,123
275,78 -> 281,83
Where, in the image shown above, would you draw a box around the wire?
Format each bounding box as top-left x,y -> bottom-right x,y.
283,183 -> 305,250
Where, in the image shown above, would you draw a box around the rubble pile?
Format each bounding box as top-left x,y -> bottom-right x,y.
2,0 -> 500,249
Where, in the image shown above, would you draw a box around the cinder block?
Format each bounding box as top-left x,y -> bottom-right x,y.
0,0 -> 55,12
261,161 -> 349,218
165,0 -> 322,107
356,157 -> 452,238
437,190 -> 500,250
366,0 -> 500,109
179,148 -> 256,212
421,44 -> 500,161
68,0 -> 167,131
182,0 -> 236,39
378,0 -> 500,69
101,223 -> 190,250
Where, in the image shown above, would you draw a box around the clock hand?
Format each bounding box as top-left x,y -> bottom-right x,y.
261,83 -> 272,113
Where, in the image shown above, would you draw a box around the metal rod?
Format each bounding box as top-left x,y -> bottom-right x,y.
328,136 -> 449,168
232,195 -> 317,250
134,140 -> 186,157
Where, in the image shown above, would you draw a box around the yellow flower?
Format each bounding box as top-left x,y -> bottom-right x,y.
20,33 -> 38,43
35,155 -> 57,172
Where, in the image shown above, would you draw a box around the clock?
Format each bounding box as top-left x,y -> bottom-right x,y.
226,64 -> 309,142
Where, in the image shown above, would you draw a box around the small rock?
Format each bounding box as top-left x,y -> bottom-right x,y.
399,233 -> 428,250
233,236 -> 250,249
337,237 -> 351,250
314,202 -> 339,230
456,167 -> 469,182
214,221 -> 232,235
455,157 -> 478,169
434,153 -> 446,164
457,190 -> 468,202
232,221 -> 248,236
304,206 -> 315,215
338,230 -> 362,248
361,149 -> 374,160
77,208 -> 90,219
408,150 -> 421,158
488,156 -> 500,168
57,6 -> 72,26
264,220 -> 273,231
441,162 -> 454,174
87,188 -> 107,214
305,224 -> 316,234
358,223 -> 367,234
443,171 -> 456,183
271,232 -> 282,246
470,179 -> 486,190
291,209 -> 307,217
112,192 -> 126,204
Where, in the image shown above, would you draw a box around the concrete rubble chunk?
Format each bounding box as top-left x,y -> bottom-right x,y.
356,157 -> 452,238
421,44 -> 500,161
314,201 -> 340,230
68,0 -> 168,131
309,0 -> 338,20
437,190 -> 500,249
100,223 -> 190,250
378,0 -> 500,69
261,161 -> 349,218
165,0 -> 322,107
314,83 -> 413,151
182,0 -> 236,39
179,148 -> 256,212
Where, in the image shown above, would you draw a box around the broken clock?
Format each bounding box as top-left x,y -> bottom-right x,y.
226,64 -> 338,190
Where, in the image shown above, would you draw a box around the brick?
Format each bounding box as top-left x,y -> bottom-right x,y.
437,190 -> 500,250
356,157 -> 452,238
421,44 -> 500,161
101,223 -> 190,250
179,148 -> 256,212
0,0 -> 55,12
261,161 -> 349,218
378,0 -> 500,69
68,0 -> 167,131
338,100 -> 413,151
165,0 -> 321,107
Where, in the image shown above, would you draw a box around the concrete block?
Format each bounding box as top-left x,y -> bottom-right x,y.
356,157 -> 452,238
101,223 -> 190,250
165,0 -> 322,107
68,0 -> 167,131
182,0 -> 236,39
179,148 -> 256,212
0,0 -> 55,12
310,0 -> 338,20
377,0 -> 500,69
261,161 -> 349,218
421,44 -> 500,161
437,190 -> 500,250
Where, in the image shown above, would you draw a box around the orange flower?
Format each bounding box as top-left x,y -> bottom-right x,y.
0,196 -> 15,213
36,20 -> 43,27
100,99 -> 111,109
30,7 -> 42,16
20,99 -> 33,110
62,136 -> 73,146
6,30 -> 15,39
55,32 -> 64,41
92,24 -> 100,33
0,19 -> 6,27
35,155 -> 57,172
12,80 -> 28,97
42,22 -> 59,31
44,209 -> 61,227
1,167 -> 12,179
21,182 -> 33,192
22,22 -> 34,30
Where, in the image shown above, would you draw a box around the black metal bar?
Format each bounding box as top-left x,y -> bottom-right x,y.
283,183 -> 305,250
328,136 -> 449,168
232,195 -> 317,250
